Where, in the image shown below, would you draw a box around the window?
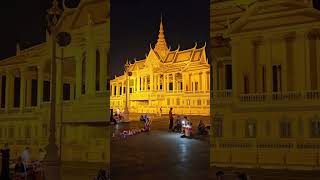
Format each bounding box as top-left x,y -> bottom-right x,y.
113,86 -> 117,96
31,79 -> 38,106
280,121 -> 291,138
225,64 -> 232,90
272,65 -> 282,92
169,82 -> 173,91
195,82 -> 199,91
311,117 -> 320,137
213,114 -> 223,137
176,98 -> 180,106
63,83 -> 71,101
43,81 -> 50,102
262,65 -> 266,92
167,98 -> 170,105
246,120 -> 256,138
82,54 -> 86,94
14,77 -> 21,107
197,99 -> 201,106
207,100 -> 210,106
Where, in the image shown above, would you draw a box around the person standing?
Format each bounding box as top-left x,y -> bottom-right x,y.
169,108 -> 174,130
0,143 -> 10,180
22,146 -> 30,172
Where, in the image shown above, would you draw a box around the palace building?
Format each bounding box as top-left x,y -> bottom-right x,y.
0,0 -> 110,167
110,19 -> 210,116
211,0 -> 320,170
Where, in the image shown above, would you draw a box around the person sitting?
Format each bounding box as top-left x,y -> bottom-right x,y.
198,120 -> 208,135
172,117 -> 182,133
14,156 -> 27,179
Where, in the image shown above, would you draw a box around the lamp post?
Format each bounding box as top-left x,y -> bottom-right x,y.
44,1 -> 62,180
123,61 -> 132,121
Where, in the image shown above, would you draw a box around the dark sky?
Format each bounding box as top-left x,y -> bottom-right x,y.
0,0 -> 57,60
110,0 -> 210,77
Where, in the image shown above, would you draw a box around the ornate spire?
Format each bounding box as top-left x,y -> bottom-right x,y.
154,15 -> 169,58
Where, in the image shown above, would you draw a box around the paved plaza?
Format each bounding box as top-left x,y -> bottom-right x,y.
111,116 -> 211,180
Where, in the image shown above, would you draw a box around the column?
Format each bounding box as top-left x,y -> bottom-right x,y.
20,68 -> 26,112
37,65 -> 44,108
86,17 -> 96,96
133,77 -> 136,93
202,72 -> 206,91
163,74 -> 167,92
56,58 -> 62,105
282,39 -> 288,92
122,81 -> 124,95
70,83 -> 75,101
137,76 -> 140,92
306,32 -> 311,90
293,31 -> 307,91
157,74 -> 160,91
26,79 -> 32,107
150,74 -> 154,91
75,54 -> 82,100
100,47 -> 108,92
144,76 -> 147,91
5,71 -> 13,111
317,34 -> 320,90
265,38 -> 273,94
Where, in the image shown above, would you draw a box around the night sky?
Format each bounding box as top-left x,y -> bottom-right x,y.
1,0 -> 319,77
0,0 -> 58,60
110,0 -> 210,78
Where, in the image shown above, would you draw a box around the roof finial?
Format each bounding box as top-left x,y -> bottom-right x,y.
154,14 -> 169,58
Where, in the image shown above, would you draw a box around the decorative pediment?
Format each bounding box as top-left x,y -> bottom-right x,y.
144,48 -> 161,69
229,0 -> 320,34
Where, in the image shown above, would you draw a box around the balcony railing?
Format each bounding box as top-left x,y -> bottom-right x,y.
214,90 -> 320,104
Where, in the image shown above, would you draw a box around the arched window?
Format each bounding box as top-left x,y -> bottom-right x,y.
96,50 -> 100,91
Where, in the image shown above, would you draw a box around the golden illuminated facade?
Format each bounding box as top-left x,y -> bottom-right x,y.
110,19 -> 210,116
0,0 -> 109,164
211,0 -> 320,170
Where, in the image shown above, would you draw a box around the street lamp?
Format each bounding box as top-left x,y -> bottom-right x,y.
44,1 -> 62,180
44,1 -> 71,180
123,61 -> 132,121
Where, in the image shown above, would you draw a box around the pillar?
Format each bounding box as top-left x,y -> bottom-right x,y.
37,65 -> 44,108
56,58 -> 62,105
26,79 -> 32,107
164,74 -> 167,92
20,68 -> 26,112
122,81 -> 124,95
172,73 -> 176,92
70,83 -> 75,101
265,38 -> 273,94
150,74 -> 154,91
137,76 -> 140,92
316,34 -> 320,90
75,54 -> 82,100
157,74 -> 160,91
133,77 -> 136,93
5,70 -> 12,111
86,15 -> 96,96
306,32 -> 311,90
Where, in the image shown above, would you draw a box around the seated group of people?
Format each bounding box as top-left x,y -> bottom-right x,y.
172,116 -> 209,135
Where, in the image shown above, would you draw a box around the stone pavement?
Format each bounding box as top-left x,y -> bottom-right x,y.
111,117 -> 211,180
